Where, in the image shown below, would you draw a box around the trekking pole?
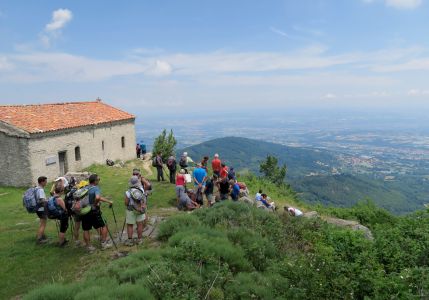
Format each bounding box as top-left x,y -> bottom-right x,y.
119,218 -> 126,242
102,216 -> 119,251
110,204 -> 119,236
69,215 -> 74,240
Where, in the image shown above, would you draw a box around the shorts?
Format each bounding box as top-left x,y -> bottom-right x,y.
126,209 -> 146,225
57,214 -> 69,233
213,171 -> 220,178
36,210 -> 47,220
73,214 -> 82,223
81,210 -> 105,231
175,185 -> 185,197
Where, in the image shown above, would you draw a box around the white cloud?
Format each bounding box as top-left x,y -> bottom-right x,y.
40,9 -> 73,47
408,89 -> 429,96
363,0 -> 422,9
45,9 -> 73,32
145,60 -> 172,76
322,93 -> 337,99
385,0 -> 422,9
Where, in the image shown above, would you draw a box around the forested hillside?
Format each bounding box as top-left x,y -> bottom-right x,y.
182,137 -> 428,214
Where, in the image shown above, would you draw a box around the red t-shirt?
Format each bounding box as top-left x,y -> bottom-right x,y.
176,174 -> 186,186
212,158 -> 221,172
220,166 -> 229,178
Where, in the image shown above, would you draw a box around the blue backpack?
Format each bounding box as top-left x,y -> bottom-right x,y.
23,187 -> 41,213
47,196 -> 65,219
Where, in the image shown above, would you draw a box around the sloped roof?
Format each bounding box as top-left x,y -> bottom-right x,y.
0,100 -> 135,134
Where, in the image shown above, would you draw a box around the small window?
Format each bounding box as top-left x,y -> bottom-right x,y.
75,146 -> 81,161
102,141 -> 105,151
121,136 -> 125,148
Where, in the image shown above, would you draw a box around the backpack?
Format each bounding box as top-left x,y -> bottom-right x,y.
179,156 -> 187,168
47,196 -> 65,219
71,186 -> 94,215
167,157 -> 175,169
22,187 -> 41,213
106,159 -> 114,166
152,157 -> 158,167
128,187 -> 146,213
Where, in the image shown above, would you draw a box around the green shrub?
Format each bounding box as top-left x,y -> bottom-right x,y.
157,213 -> 201,241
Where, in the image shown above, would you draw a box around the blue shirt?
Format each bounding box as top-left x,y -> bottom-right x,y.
88,185 -> 101,205
193,167 -> 207,186
232,183 -> 240,197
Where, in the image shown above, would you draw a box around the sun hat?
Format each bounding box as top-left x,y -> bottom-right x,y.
129,176 -> 140,187
179,169 -> 186,174
214,153 -> 219,158
55,177 -> 69,188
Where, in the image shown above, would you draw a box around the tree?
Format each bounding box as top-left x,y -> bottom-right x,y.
259,155 -> 287,186
152,129 -> 177,161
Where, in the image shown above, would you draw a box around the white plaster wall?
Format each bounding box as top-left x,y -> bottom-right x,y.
28,121 -> 136,183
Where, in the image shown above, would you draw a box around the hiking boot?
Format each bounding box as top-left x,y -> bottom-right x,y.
87,245 -> 96,253
124,239 -> 134,247
136,238 -> 143,245
101,241 -> 113,250
59,239 -> 69,248
36,236 -> 48,244
74,240 -> 82,247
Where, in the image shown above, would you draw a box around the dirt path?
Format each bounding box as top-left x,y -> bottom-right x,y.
141,153 -> 153,176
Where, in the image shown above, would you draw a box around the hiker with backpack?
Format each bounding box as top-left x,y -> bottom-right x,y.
201,156 -> 209,171
80,174 -> 113,252
153,152 -> 165,182
23,176 -> 48,244
228,167 -> 236,181
47,184 -> 69,247
167,155 -> 177,184
136,143 -> 141,158
211,154 -> 222,178
230,180 -> 241,201
124,176 -> 146,246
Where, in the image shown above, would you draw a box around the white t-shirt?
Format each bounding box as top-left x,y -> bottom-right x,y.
288,207 -> 303,217
36,186 -> 46,211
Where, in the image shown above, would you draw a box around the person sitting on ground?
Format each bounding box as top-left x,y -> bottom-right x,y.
284,206 -> 303,217
220,163 -> 229,179
237,182 -> 249,197
211,154 -> 222,178
230,180 -> 241,201
47,184 -> 69,247
260,194 -> 276,211
217,177 -> 230,200
175,169 -> 187,205
177,188 -> 199,211
124,176 -> 146,246
166,155 -> 177,184
35,176 -> 48,244
228,167 -> 236,181
81,174 -> 113,252
204,176 -> 215,206
201,156 -> 209,171
255,189 -> 263,201
193,163 -> 207,206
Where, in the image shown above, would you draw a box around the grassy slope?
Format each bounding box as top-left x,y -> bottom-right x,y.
0,159 -> 176,299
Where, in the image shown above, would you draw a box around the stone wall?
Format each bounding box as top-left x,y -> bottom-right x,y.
0,132 -> 31,186
28,120 -> 136,184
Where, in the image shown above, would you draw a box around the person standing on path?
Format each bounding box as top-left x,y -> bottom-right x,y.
167,155 -> 177,184
155,152 -> 165,182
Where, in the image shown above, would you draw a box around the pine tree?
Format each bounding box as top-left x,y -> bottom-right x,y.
259,155 -> 287,186
152,129 -> 177,161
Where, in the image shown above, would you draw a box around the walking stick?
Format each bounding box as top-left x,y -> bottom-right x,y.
110,205 -> 119,235
119,218 -> 126,242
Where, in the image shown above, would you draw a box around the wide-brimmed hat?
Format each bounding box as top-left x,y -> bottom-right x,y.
55,177 -> 69,188
179,169 -> 186,174
129,176 -> 140,187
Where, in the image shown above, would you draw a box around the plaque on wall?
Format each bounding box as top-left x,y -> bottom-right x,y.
45,156 -> 57,165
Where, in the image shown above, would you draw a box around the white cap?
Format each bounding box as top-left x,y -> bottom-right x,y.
183,152 -> 188,156
55,177 -> 69,188
214,153 -> 219,158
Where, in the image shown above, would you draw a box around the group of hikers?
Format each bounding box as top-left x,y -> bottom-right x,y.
24,151 -> 302,251
23,168 -> 152,252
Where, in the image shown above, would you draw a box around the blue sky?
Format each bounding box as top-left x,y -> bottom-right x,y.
0,0 -> 428,114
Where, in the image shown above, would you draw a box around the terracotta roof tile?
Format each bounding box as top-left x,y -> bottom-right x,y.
0,100 -> 135,134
